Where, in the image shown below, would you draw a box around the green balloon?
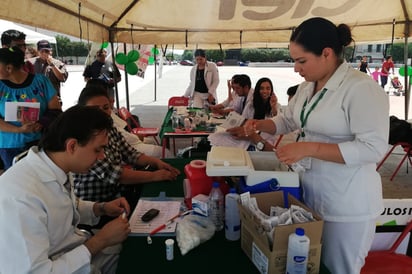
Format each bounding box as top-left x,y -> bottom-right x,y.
115,53 -> 128,65
128,50 -> 140,62
148,56 -> 155,65
126,62 -> 138,75
399,66 -> 412,77
151,47 -> 159,55
101,41 -> 109,48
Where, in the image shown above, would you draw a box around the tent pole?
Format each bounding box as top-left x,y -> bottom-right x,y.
154,44 -> 157,102
404,36 -> 410,120
123,42 -> 130,110
110,41 -> 120,110
403,21 -> 410,120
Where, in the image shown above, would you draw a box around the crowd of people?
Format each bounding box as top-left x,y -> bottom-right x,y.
357,54 -> 404,94
0,16 -> 393,274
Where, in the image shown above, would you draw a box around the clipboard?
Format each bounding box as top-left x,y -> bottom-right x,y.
128,194 -> 183,236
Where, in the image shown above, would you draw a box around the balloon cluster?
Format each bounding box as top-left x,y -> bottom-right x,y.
399,66 -> 412,77
115,50 -> 140,75
148,47 -> 160,65
113,47 -> 159,75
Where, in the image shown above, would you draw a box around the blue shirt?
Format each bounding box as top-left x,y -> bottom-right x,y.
0,74 -> 56,148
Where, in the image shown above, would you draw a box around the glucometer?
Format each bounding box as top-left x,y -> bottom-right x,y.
141,208 -> 160,222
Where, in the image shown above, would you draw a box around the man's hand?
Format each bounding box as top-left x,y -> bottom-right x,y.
102,197 -> 130,218
84,215 -> 130,255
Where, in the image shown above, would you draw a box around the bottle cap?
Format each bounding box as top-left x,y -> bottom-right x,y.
213,182 -> 220,188
296,227 -> 305,236
229,188 -> 236,193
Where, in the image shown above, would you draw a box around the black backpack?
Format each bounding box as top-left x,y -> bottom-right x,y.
389,116 -> 412,145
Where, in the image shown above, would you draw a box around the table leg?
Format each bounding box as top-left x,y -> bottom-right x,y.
162,138 -> 166,158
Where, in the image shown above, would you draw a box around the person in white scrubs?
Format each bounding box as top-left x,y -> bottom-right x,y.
236,17 -> 389,274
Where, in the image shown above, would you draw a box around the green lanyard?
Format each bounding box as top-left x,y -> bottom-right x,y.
299,88 -> 328,139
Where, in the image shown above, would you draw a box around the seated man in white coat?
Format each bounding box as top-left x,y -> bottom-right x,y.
0,105 -> 131,274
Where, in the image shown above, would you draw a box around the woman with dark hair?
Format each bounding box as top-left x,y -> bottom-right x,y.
226,77 -> 280,151
0,47 -> 61,170
239,17 -> 389,273
252,77 -> 278,119
183,49 -> 220,108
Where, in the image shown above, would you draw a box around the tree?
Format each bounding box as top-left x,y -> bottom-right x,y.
387,43 -> 412,63
205,50 -> 225,62
240,48 -> 289,62
55,35 -> 88,58
182,50 -> 194,61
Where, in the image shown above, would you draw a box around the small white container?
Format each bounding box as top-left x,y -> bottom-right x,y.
165,239 -> 174,261
225,188 -> 240,241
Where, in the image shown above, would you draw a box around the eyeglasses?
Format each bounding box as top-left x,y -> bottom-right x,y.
40,49 -> 51,54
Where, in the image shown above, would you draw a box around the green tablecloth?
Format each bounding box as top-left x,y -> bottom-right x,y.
116,158 -> 331,274
159,107 -> 209,139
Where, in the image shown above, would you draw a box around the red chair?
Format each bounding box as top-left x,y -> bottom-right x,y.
361,221 -> 412,273
118,107 -> 160,145
376,142 -> 412,181
167,96 -> 191,154
168,96 -> 189,108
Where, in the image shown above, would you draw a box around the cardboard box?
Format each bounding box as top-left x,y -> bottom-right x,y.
238,191 -> 323,274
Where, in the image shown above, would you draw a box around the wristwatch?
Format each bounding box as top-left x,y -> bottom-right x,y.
256,140 -> 266,151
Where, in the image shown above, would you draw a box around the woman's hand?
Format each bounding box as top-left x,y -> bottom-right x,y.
19,121 -> 42,133
226,124 -> 256,140
269,95 -> 278,116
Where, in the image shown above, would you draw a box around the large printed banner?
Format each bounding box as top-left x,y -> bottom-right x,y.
136,45 -> 151,78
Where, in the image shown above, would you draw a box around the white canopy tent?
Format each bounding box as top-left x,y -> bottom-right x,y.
0,0 -> 409,47
0,19 -> 56,45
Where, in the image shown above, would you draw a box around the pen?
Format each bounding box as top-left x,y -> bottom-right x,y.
146,210 -> 192,244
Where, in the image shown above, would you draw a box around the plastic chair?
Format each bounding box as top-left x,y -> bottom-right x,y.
168,96 -> 189,108
167,96 -> 191,154
361,221 -> 412,273
118,107 -> 160,145
376,142 -> 412,181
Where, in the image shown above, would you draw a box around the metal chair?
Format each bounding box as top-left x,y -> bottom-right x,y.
361,221 -> 412,273
376,142 -> 412,181
118,107 -> 160,145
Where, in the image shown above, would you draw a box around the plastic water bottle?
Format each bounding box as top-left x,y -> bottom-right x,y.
171,110 -> 179,129
286,227 -> 310,274
188,96 -> 194,108
225,188 -> 240,241
208,182 -> 224,231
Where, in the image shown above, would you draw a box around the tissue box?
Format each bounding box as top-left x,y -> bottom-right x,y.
238,191 -> 323,274
192,194 -> 209,216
